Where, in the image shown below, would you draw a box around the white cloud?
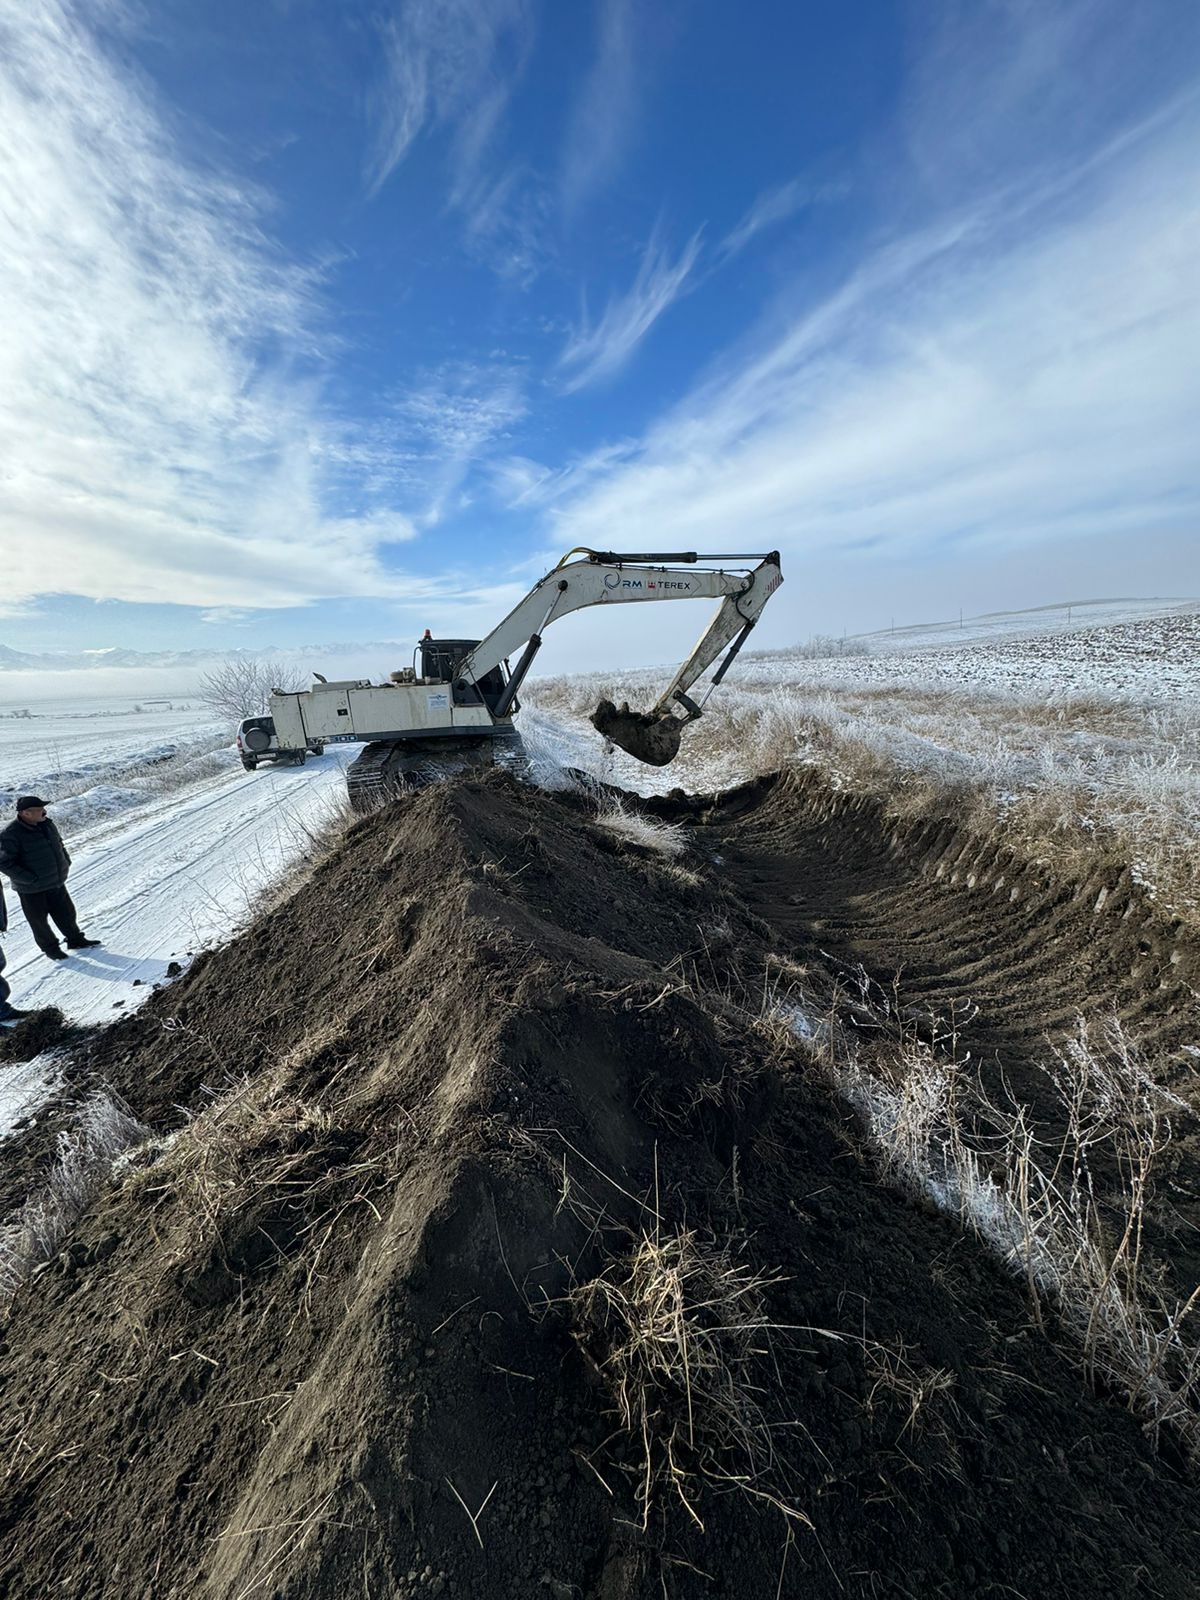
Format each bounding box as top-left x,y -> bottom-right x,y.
547,37 -> 1200,574
560,0 -> 639,212
0,0 -> 421,613
716,178 -> 831,261
365,1 -> 549,281
199,607 -> 255,625
900,0 -> 1192,206
366,0 -> 533,199
559,226 -> 703,392
387,363 -> 528,526
488,454 -> 555,507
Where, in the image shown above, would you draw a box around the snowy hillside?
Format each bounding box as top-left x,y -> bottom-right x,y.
751,609 -> 1200,697
850,596 -> 1200,654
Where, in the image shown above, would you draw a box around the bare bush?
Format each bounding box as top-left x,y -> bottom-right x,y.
197,656 -> 307,721
747,633 -> 873,660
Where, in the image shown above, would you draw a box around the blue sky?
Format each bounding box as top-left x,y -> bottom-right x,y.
1,0 -> 1198,673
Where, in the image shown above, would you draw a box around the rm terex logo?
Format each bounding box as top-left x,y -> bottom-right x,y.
602,573 -> 693,593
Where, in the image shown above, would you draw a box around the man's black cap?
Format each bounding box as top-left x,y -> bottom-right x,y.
15,795 -> 48,812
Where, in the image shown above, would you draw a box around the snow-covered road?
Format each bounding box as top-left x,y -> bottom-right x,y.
3,748 -> 354,1027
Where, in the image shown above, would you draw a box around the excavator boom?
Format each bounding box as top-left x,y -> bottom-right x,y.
269,547 -> 783,805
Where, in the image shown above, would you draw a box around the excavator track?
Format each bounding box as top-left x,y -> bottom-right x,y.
346,734 -> 526,813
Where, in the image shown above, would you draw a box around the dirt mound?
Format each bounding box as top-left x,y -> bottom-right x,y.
0,1006 -> 77,1065
0,771 -> 1197,1598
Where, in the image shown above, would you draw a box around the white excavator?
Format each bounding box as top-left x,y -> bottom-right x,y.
269,547 -> 783,808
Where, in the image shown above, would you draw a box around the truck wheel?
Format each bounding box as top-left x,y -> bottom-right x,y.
309,742 -> 325,757
293,750 -> 307,766
241,758 -> 257,771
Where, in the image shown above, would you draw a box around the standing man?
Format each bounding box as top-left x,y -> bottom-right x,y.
0,796 -> 101,961
0,876 -> 30,1026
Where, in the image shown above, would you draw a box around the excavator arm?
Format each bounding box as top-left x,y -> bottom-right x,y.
457,549 -> 783,765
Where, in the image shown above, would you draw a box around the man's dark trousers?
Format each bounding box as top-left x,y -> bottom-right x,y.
0,947 -> 10,1011
19,887 -> 85,956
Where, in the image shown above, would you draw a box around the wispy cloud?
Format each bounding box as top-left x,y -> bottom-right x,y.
0,0 -> 422,614
560,0 -> 639,212
717,178 -> 830,261
546,23 -> 1200,565
198,607 -> 255,626
459,163 -> 552,286
388,362 -> 528,526
559,226 -> 703,392
366,0 -> 533,199
900,0 -> 1184,205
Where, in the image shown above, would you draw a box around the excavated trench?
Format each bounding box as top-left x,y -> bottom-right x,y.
0,769 -> 1197,1600
686,770 -> 1198,1062
656,770 -> 1200,1291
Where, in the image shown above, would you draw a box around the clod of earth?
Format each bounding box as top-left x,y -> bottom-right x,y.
0,1006 -> 76,1065
590,698 -> 684,765
0,769 -> 1197,1599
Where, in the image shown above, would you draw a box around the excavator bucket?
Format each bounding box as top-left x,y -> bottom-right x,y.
590,699 -> 684,766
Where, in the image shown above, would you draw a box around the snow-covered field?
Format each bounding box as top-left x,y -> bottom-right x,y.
0,730 -> 356,1135
0,698 -> 227,819
851,596 -> 1199,655
751,609 -> 1200,698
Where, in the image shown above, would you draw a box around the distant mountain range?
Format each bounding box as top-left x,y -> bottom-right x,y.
2,597 -> 1195,675
0,642 -> 405,673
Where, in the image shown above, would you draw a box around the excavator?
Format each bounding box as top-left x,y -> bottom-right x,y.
269,547 -> 783,809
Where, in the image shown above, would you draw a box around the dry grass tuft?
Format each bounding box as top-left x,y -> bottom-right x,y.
592,797 -> 688,857
863,1340 -> 959,1446
0,1091 -> 150,1310
567,1224 -> 810,1533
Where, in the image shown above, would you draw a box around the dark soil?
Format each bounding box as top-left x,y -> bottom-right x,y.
0,769 -> 1197,1599
650,770 -> 1200,1289
0,1005 -> 79,1066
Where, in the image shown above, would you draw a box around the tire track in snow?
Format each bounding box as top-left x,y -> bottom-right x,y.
2,752 -> 354,1025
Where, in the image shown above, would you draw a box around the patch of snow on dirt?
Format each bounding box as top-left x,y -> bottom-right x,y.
0,1054 -> 59,1143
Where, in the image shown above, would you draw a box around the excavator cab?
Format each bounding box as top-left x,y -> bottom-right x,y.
419,635 -> 472,682
419,635 -> 512,716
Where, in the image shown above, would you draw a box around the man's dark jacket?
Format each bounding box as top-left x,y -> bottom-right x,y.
0,817 -> 72,896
